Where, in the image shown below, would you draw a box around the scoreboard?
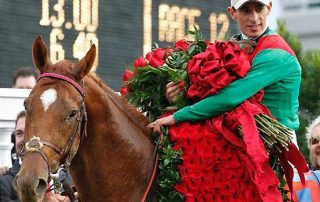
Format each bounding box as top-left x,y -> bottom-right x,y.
0,0 -> 238,90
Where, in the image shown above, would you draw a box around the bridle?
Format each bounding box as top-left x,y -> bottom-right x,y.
22,72 -> 87,180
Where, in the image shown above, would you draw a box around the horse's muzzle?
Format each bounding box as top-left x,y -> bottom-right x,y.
14,173 -> 48,202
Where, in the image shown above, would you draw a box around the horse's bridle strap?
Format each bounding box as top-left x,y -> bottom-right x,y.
43,141 -> 63,154
39,72 -> 85,95
141,132 -> 164,202
60,105 -> 84,157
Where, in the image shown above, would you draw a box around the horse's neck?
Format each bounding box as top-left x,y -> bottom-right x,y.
70,79 -> 155,201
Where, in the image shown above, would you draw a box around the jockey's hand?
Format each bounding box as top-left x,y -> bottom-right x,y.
43,193 -> 71,202
0,166 -> 9,175
166,81 -> 181,103
147,115 -> 176,133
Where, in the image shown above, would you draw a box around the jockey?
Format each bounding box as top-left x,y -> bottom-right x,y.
149,0 -> 301,144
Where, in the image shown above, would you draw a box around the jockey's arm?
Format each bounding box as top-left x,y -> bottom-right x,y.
173,49 -> 300,130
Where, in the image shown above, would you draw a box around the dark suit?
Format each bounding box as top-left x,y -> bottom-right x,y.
0,160 -> 20,202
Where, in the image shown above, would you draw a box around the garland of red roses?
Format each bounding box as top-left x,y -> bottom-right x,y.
165,39 -> 283,201
120,30 -> 308,201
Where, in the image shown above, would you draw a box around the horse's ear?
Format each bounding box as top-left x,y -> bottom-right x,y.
32,36 -> 51,73
73,45 -> 96,81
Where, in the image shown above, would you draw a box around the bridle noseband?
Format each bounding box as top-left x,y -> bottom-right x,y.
22,72 -> 87,176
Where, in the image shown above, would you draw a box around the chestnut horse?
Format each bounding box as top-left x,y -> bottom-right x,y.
14,36 -> 155,202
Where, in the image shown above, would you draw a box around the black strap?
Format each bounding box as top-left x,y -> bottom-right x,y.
59,168 -> 78,202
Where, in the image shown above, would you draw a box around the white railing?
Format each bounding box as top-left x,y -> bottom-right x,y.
0,88 -> 31,167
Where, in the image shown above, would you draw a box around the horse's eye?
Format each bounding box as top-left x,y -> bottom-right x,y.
68,110 -> 78,118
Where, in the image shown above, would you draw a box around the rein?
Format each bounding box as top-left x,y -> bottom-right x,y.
141,131 -> 164,202
22,72 -> 87,202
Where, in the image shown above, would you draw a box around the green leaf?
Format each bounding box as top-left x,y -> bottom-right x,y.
163,159 -> 170,166
188,45 -> 196,55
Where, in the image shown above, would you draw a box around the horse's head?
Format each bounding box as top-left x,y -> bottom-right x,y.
14,36 -> 96,202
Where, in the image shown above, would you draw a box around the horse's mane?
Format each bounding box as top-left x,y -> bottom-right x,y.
85,73 -> 151,135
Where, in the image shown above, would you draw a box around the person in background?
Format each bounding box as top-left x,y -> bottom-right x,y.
0,110 -> 26,201
0,67 -> 38,176
306,116 -> 320,171
0,67 -> 38,175
11,67 -> 38,89
287,116 -> 320,201
0,110 -> 71,202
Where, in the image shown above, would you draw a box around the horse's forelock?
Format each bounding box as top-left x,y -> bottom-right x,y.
51,61 -> 74,75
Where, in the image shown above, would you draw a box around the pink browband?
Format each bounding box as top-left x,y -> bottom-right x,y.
39,72 -> 84,95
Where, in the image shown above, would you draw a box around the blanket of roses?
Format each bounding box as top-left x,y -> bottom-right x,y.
121,32 -> 308,201
167,41 -> 280,201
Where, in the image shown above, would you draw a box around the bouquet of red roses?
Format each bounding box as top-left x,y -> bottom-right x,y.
121,30 -> 206,121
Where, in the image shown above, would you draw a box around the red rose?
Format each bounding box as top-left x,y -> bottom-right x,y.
145,48 -> 173,68
175,40 -> 190,52
122,69 -> 134,82
120,86 -> 128,96
133,56 -> 148,68
153,48 -> 167,58
146,52 -> 165,67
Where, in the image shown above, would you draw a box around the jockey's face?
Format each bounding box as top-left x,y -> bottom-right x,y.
310,124 -> 320,169
228,1 -> 272,38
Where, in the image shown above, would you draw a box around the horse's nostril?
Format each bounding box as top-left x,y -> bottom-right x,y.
35,178 -> 48,195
